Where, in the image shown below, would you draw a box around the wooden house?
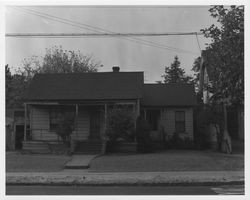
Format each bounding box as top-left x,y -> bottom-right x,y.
23,67 -> 197,153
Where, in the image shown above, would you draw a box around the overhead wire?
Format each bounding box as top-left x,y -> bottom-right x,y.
9,6 -> 200,55
14,6 -> 199,55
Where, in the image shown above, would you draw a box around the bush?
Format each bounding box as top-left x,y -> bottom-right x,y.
165,133 -> 194,149
195,105 -> 223,150
105,107 -> 135,152
56,113 -> 74,146
136,117 -> 153,153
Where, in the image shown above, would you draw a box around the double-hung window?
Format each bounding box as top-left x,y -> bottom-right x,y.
49,109 -> 62,131
175,111 -> 185,133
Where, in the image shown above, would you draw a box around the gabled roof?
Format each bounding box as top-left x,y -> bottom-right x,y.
25,72 -> 144,101
142,84 -> 197,106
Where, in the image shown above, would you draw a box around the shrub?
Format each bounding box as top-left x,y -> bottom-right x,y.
195,105 -> 222,150
56,113 -> 74,146
136,116 -> 153,153
165,133 -> 194,149
105,107 -> 135,152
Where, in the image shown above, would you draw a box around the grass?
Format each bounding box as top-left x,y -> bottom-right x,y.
89,150 -> 244,172
6,153 -> 71,172
6,150 -> 244,173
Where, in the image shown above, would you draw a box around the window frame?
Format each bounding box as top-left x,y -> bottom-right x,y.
175,111 -> 185,133
49,108 -> 62,131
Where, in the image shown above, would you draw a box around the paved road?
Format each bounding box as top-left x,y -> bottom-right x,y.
6,185 -> 244,195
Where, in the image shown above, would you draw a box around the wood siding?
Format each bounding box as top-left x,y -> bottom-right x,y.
74,110 -> 90,140
159,107 -> 194,140
31,106 -> 92,141
31,106 -> 60,141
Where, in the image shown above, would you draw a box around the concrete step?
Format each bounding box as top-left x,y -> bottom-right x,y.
75,140 -> 102,154
22,141 -> 51,154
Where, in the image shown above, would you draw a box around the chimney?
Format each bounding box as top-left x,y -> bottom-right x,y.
112,66 -> 120,72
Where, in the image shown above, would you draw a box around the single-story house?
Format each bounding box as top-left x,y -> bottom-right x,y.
23,67 -> 197,153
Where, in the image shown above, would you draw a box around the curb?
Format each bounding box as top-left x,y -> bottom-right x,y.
6,171 -> 244,186
6,181 -> 244,187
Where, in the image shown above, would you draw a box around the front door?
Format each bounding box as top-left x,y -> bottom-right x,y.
15,125 -> 24,149
89,110 -> 101,140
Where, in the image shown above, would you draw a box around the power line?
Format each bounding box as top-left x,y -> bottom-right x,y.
9,6 -> 200,55
6,32 -> 203,37
13,7 -> 198,55
15,7 -> 201,55
13,5 -> 212,8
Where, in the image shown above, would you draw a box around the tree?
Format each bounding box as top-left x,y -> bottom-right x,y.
20,46 -> 101,78
6,64 -> 27,108
162,56 -> 193,84
191,56 -> 202,88
10,46 -> 101,107
201,5 -> 244,105
199,5 -> 244,153
5,65 -> 12,108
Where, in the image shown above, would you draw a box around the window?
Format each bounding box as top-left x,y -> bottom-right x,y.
49,108 -> 75,131
49,109 -> 62,131
175,111 -> 185,133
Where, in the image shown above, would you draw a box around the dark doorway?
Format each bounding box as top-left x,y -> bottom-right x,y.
89,111 -> 101,140
15,125 -> 24,149
147,110 -> 160,131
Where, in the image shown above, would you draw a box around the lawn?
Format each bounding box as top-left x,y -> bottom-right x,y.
89,150 -> 244,172
6,153 -> 71,172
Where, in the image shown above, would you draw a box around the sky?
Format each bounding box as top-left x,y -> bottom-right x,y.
5,5 -> 218,83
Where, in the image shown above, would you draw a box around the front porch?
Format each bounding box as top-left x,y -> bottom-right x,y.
23,100 -> 140,154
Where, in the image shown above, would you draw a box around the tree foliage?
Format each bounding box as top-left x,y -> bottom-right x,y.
6,65 -> 27,108
162,56 -> 193,84
200,5 -> 244,105
20,46 -> 101,79
6,46 -> 101,107
56,112 -> 75,145
106,107 -> 135,143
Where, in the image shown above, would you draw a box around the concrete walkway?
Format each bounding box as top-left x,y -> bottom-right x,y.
6,171 -> 244,186
64,155 -> 99,169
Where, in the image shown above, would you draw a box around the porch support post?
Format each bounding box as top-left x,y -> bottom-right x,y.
101,103 -> 108,154
75,104 -> 78,135
104,103 -> 108,133
71,104 -> 79,153
24,103 -> 27,142
134,99 -> 140,142
136,99 -> 140,117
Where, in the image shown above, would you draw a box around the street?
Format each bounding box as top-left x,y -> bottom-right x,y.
6,184 -> 244,195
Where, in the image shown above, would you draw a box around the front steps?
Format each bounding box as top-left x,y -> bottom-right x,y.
74,140 -> 102,154
22,140 -> 103,154
22,141 -> 64,154
22,141 -> 51,154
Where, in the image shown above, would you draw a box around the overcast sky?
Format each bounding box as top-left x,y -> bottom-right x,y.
5,5 -> 217,83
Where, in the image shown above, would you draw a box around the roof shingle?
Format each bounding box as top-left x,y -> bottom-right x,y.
142,84 -> 197,106
25,72 -> 144,101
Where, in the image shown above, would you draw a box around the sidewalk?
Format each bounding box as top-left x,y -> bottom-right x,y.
6,170 -> 244,186
64,155 -> 98,169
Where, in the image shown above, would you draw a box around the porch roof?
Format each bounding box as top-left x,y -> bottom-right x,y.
142,84 -> 197,106
25,72 -> 144,101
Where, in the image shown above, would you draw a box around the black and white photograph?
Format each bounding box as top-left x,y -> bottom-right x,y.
3,1 -> 246,197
